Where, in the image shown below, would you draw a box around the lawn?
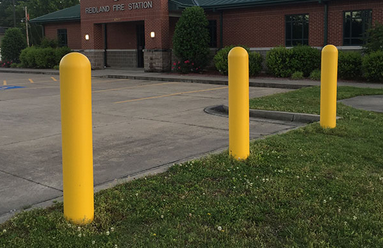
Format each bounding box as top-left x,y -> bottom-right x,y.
1,86 -> 383,247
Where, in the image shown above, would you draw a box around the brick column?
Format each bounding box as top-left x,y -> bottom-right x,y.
144,0 -> 171,72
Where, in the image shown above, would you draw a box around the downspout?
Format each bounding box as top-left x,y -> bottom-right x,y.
103,23 -> 107,68
324,1 -> 328,46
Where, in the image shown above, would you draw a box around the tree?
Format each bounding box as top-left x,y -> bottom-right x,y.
25,0 -> 79,20
363,22 -> 383,54
172,6 -> 210,73
1,27 -> 26,62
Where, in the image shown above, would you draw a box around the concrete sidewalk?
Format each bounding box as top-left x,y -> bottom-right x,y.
1,67 -> 383,89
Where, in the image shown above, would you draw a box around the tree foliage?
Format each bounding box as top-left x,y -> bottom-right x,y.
0,0 -> 79,28
172,6 -> 210,72
1,27 -> 26,62
363,22 -> 383,54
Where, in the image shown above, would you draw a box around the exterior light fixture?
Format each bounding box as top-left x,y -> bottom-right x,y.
85,34 -> 90,40
150,32 -> 155,38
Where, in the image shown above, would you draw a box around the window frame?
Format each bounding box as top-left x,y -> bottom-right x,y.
57,29 -> 68,47
285,14 -> 309,47
343,9 -> 372,46
207,20 -> 217,48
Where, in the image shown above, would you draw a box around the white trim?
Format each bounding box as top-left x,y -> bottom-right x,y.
82,49 -> 105,52
249,46 -> 363,51
106,49 -> 137,52
336,46 -> 363,50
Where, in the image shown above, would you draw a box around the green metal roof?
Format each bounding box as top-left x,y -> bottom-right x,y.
30,4 -> 80,24
31,1 -> 324,23
170,0 -> 323,10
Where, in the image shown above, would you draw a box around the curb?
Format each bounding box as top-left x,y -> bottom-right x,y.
0,68 -> 311,89
102,74 -> 312,89
0,69 -> 59,75
204,105 -> 321,123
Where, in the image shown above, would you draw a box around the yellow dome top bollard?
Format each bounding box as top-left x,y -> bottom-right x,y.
320,45 -> 338,129
60,52 -> 94,225
228,47 -> 249,160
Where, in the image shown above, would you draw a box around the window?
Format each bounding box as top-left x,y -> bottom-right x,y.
343,10 -> 372,46
285,14 -> 309,46
57,29 -> 68,47
208,20 -> 217,48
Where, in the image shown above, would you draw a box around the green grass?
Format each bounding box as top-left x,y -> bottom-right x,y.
1,86 -> 383,247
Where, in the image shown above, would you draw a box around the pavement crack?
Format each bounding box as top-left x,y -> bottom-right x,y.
0,133 -> 61,147
0,169 -> 62,192
138,117 -> 229,132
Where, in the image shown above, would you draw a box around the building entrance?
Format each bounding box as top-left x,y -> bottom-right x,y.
137,23 -> 145,68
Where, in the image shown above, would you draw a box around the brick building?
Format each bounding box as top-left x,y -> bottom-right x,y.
30,0 -> 383,71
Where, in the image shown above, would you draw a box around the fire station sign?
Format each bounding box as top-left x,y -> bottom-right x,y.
85,1 -> 153,14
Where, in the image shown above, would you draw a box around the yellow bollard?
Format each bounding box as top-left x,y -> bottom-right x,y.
60,52 -> 94,225
228,47 -> 249,160
320,45 -> 338,129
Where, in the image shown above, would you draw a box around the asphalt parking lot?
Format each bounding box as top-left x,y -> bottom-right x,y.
0,72 -> 299,222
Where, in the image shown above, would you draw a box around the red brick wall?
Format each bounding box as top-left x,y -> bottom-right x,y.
44,22 -> 81,49
80,0 -> 170,50
328,0 -> 383,45
107,22 -> 137,49
46,0 -> 383,51
218,0 -> 383,48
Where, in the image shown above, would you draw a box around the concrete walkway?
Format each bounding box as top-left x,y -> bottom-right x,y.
339,95 -> 383,113
1,67 -> 383,89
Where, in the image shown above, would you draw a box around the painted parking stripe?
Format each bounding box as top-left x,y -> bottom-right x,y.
115,86 -> 228,104
3,80 -> 6,86
51,77 -> 57,82
0,86 -> 25,90
95,81 -> 179,93
29,79 -> 34,83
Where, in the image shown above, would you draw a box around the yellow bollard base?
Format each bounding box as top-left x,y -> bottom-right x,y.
64,214 -> 94,225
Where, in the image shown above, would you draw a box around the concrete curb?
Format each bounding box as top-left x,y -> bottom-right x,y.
204,105 -> 321,123
102,74 -> 311,89
0,68 -> 311,89
0,68 -> 59,75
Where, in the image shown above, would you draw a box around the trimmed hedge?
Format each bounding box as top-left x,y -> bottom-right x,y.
362,50 -> 383,82
214,45 -> 263,76
20,46 -> 71,69
338,51 -> 362,80
266,46 -> 293,77
290,46 -> 321,77
266,46 -> 320,78
249,52 -> 263,77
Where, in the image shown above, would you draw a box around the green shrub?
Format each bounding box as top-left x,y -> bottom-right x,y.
249,52 -> 263,77
363,22 -> 383,54
40,38 -> 58,49
290,46 -> 321,77
214,45 -> 243,75
338,51 -> 362,80
35,48 -> 56,68
0,28 -> 27,63
20,46 -> 71,69
291,71 -> 304,80
362,50 -> 383,82
53,65 -> 59,70
214,46 -> 263,76
266,46 -> 294,77
172,6 -> 210,73
266,45 -> 320,77
10,62 -> 18,68
55,47 -> 71,65
309,69 -> 321,81
20,47 -> 38,68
